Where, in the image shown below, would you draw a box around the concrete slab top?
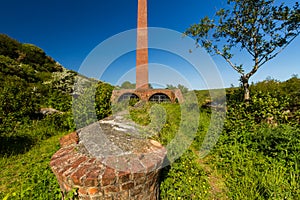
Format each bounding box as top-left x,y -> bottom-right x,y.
77,112 -> 161,160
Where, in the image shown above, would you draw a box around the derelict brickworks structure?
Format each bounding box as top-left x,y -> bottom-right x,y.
136,0 -> 149,89
112,0 -> 182,103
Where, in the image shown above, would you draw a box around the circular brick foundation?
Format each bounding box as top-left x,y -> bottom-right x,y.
50,116 -> 166,200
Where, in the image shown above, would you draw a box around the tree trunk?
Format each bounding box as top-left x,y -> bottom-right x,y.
241,75 -> 250,102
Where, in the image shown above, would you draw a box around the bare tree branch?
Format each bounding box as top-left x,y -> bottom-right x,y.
212,45 -> 244,75
258,33 -> 300,68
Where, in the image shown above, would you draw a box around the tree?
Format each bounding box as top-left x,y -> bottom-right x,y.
166,84 -> 189,93
120,81 -> 136,89
166,84 -> 177,89
177,84 -> 189,94
185,0 -> 300,101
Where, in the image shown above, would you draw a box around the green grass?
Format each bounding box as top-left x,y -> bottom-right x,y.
1,102 -> 299,199
210,125 -> 300,200
128,102 -> 299,199
0,114 -> 71,199
0,134 -> 63,199
160,149 -> 210,199
130,103 -> 213,199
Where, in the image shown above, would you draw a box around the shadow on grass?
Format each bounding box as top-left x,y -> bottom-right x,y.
158,157 -> 171,197
159,165 -> 171,182
0,135 -> 36,156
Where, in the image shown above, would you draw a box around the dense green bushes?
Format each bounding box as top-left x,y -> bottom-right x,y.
0,77 -> 38,134
73,80 -> 114,129
0,34 -> 21,59
0,34 -> 70,137
211,77 -> 300,199
212,124 -> 299,199
95,82 -> 114,119
0,34 -> 115,136
226,77 -> 300,127
0,34 -> 63,72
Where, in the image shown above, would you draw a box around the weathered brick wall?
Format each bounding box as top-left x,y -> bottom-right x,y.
50,132 -> 166,199
111,89 -> 183,103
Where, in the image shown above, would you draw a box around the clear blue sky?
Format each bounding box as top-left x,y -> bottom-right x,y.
1,0 -> 299,89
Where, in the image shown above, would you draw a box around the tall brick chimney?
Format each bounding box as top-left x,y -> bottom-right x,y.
136,0 -> 149,89
111,0 -> 183,103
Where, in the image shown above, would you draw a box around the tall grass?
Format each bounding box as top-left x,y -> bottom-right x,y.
0,114 -> 72,199
0,135 -> 63,199
1,101 -> 299,199
211,125 -> 300,199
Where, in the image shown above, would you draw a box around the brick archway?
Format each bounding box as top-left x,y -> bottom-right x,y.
112,89 -> 183,103
149,93 -> 171,103
118,92 -> 140,102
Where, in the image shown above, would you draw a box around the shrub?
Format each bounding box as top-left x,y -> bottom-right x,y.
73,80 -> 114,129
0,77 -> 38,134
225,91 -> 293,131
95,82 -> 114,119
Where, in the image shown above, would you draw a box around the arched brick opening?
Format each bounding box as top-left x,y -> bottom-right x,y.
149,93 -> 171,103
112,89 -> 183,103
118,93 -> 140,102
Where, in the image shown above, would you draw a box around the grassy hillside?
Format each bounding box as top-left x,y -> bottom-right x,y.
0,34 -> 77,133
0,34 -> 74,199
0,34 -> 299,199
0,34 -> 114,147
0,34 -> 114,199
128,89 -> 299,199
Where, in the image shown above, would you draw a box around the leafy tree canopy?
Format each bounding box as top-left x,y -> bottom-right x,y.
185,0 -> 300,101
120,81 -> 136,89
166,84 -> 189,93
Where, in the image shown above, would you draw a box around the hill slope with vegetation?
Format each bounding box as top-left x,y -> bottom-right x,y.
0,34 -> 112,141
0,34 -> 76,137
0,34 -> 114,153
0,34 -> 299,199
0,34 -> 114,199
